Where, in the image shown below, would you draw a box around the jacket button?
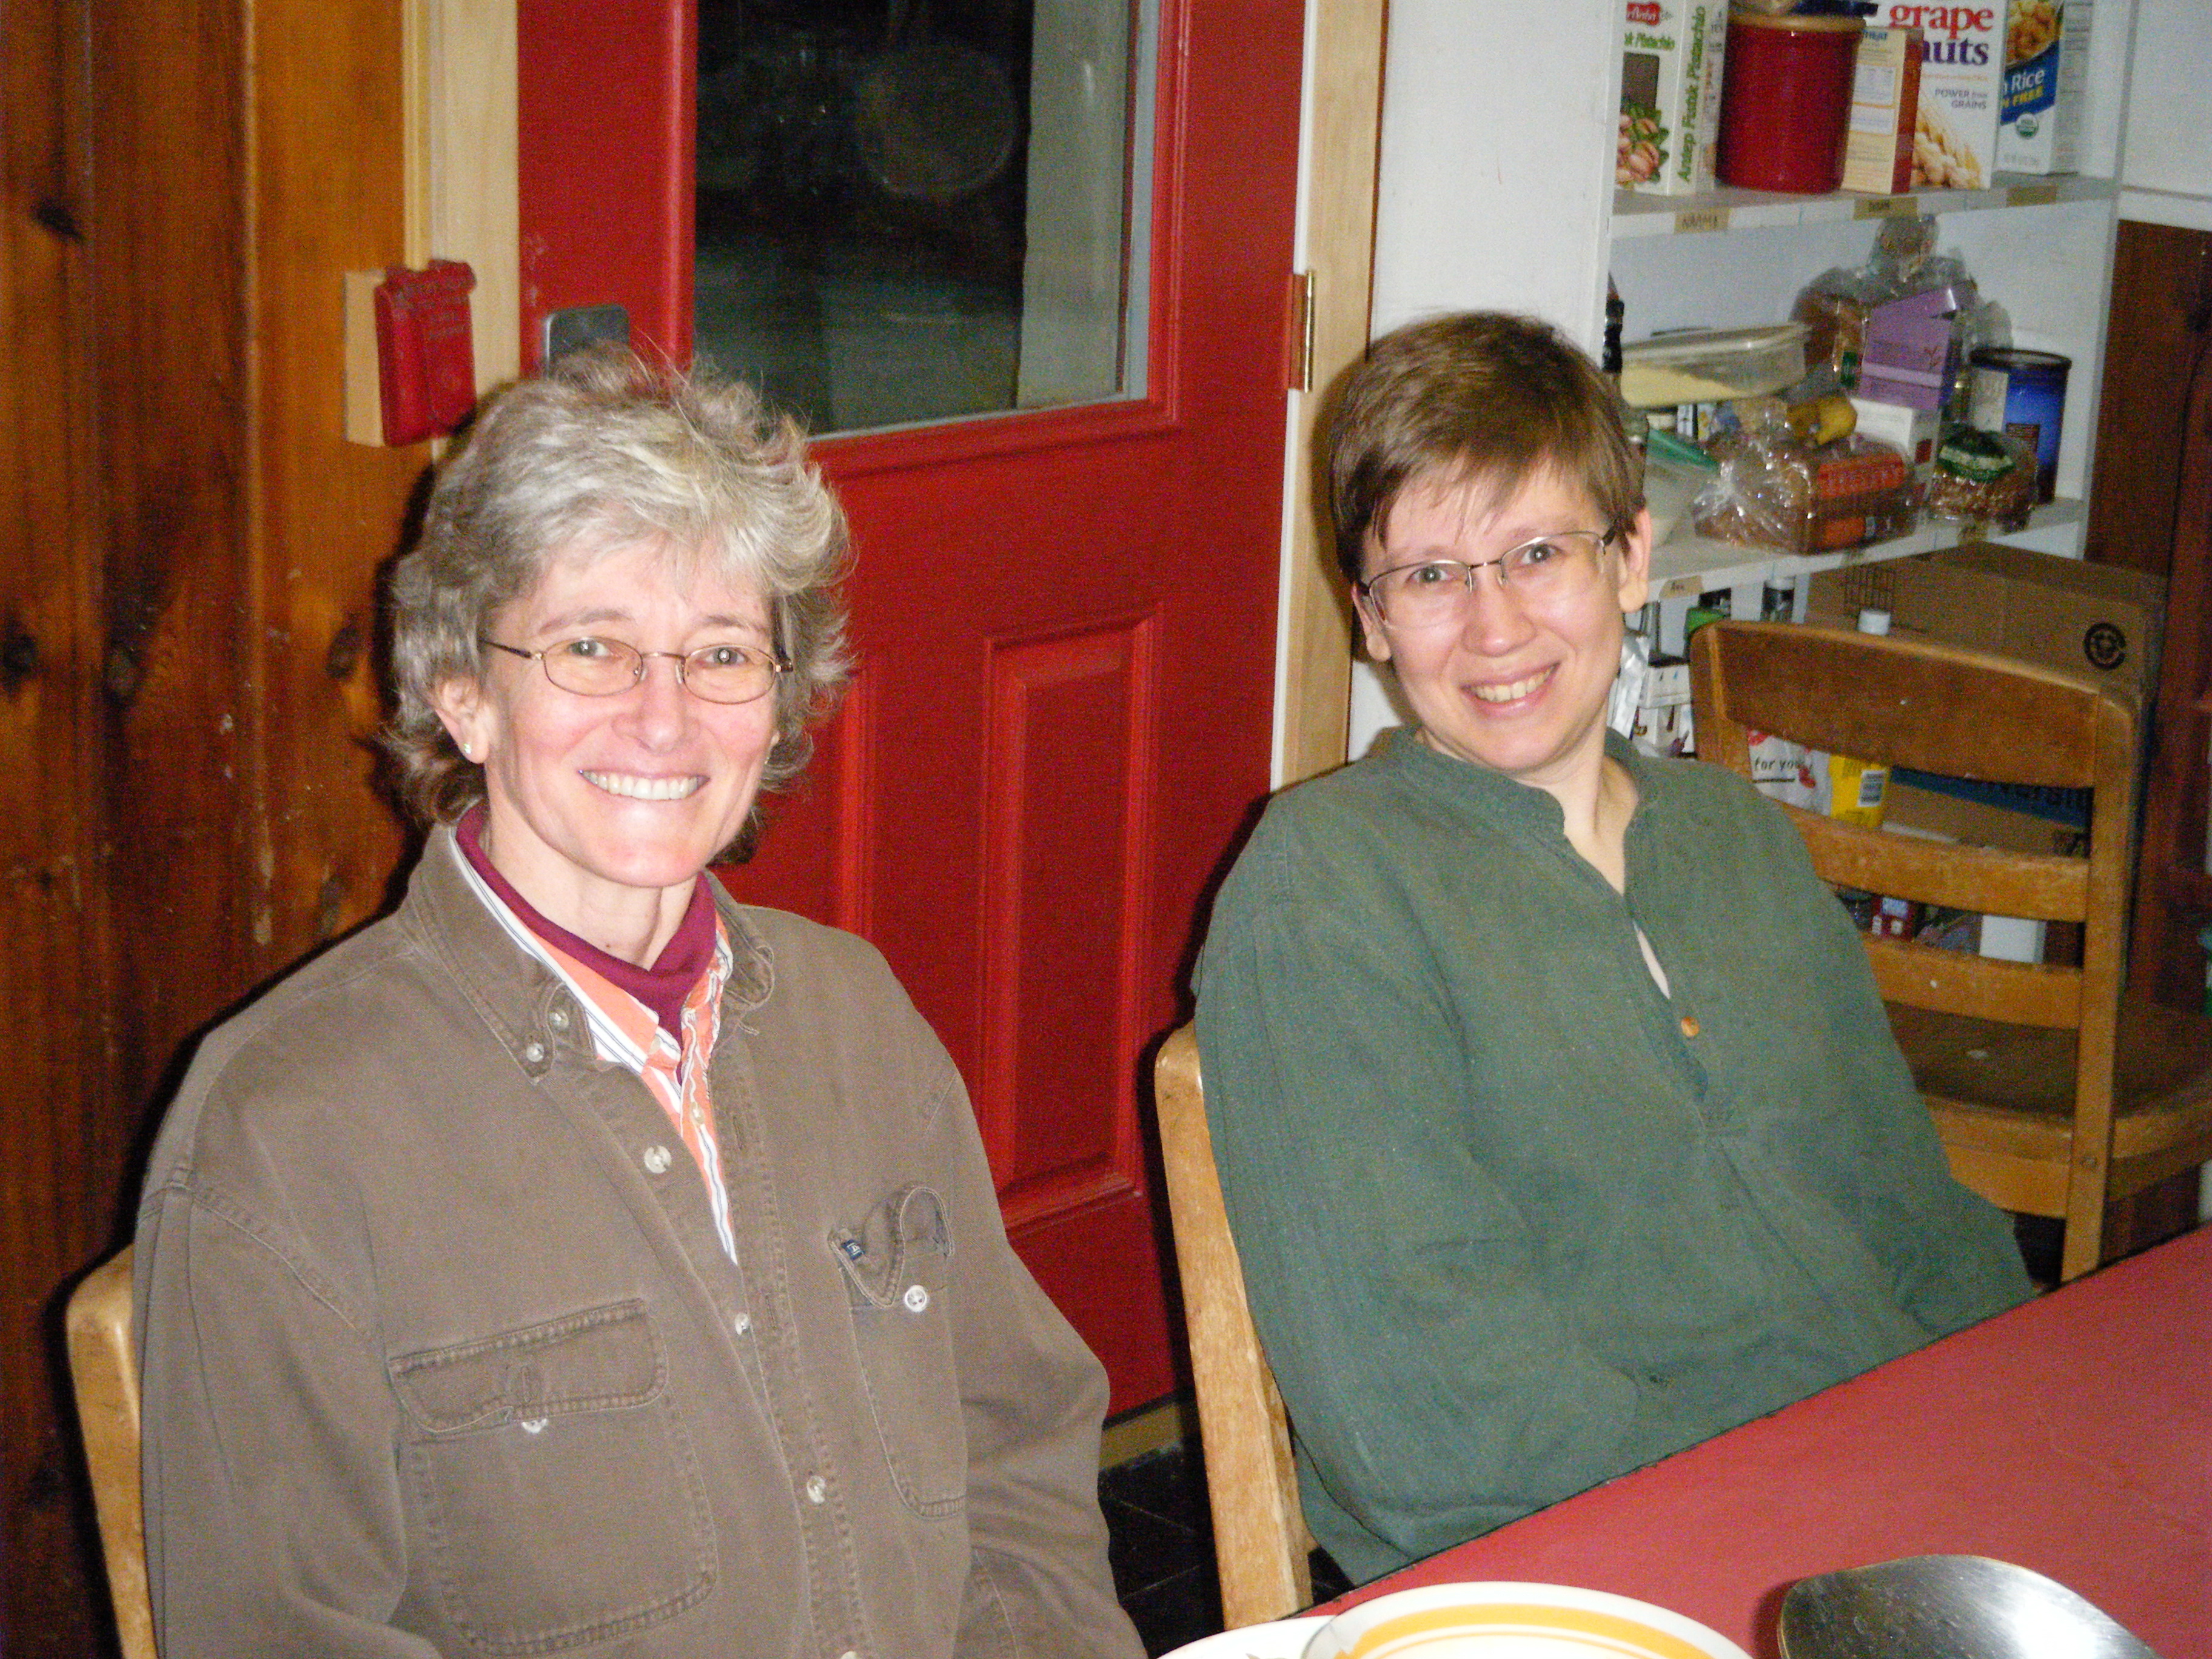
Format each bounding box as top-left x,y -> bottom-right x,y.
902,1284 -> 930,1313
1678,1014 -> 1701,1038
521,1040 -> 547,1065
642,1144 -> 673,1175
804,1475 -> 828,1504
547,1007 -> 569,1032
733,1312 -> 752,1336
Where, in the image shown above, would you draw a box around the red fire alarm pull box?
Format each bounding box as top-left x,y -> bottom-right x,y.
374,260 -> 478,446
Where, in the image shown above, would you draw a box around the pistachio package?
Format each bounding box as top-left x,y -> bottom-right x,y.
1620,0 -> 1727,195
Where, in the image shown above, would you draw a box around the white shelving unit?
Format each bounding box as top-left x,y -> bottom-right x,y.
1608,174 -> 2119,241
1649,500 -> 2090,599
1351,0 -> 2140,749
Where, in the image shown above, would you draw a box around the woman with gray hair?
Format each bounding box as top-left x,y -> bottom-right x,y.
134,349 -> 1142,1659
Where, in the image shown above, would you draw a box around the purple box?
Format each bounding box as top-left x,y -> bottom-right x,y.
1859,287 -> 1963,413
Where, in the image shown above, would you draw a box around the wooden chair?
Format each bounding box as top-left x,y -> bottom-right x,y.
1691,620 -> 2212,1282
65,1245 -> 157,1659
1153,1024 -> 1315,1626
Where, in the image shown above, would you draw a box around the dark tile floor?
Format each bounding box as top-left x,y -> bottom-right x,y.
1100,1438 -> 1350,1657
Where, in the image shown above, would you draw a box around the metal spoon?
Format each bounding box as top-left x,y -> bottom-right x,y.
1778,1555 -> 2161,1658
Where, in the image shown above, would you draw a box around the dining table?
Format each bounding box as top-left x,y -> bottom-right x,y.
1312,1223 -> 2212,1658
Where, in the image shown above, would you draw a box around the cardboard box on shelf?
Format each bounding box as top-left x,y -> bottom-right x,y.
1884,773 -> 2085,855
1621,0 -> 1728,195
1842,25 -> 1924,195
1634,657 -> 1697,757
1849,395 -> 1940,471
1879,1 -> 2003,189
1997,0 -> 2092,174
1805,539 -> 2165,702
1858,286 -> 1962,413
1808,540 -> 2164,854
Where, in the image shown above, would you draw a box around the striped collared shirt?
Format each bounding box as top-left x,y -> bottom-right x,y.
455,854 -> 739,1262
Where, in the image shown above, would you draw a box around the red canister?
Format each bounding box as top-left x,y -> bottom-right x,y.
1717,12 -> 1865,194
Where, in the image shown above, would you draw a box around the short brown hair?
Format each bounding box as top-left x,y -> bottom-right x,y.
384,347 -> 850,833
1324,312 -> 1643,584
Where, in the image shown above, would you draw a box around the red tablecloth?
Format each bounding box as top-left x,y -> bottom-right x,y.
1321,1225 -> 2212,1658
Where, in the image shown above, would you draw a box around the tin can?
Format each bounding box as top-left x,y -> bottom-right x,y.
1968,347 -> 2070,504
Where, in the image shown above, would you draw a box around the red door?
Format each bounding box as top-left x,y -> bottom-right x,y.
518,0 -> 1301,1411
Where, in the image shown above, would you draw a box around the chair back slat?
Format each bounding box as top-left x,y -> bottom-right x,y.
1786,808 -> 2089,921
1690,618 -> 2142,1282
1691,622 -> 2101,785
1153,1025 -> 1312,1627
66,1247 -> 157,1659
1863,936 -> 2084,1028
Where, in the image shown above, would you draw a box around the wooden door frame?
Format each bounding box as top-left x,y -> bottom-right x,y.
406,0 -> 522,389
407,0 -> 1381,780
1278,0 -> 1385,786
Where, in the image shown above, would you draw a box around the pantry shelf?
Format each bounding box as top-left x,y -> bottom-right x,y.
1646,495 -> 2087,598
1610,173 -> 2120,241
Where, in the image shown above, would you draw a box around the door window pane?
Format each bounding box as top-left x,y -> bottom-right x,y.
695,0 -> 1151,435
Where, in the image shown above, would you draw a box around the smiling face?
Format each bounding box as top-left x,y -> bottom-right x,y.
431,539 -> 779,957
1355,466 -> 1651,803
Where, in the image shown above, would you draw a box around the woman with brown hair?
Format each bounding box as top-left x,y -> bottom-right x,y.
1196,312 -> 2030,1584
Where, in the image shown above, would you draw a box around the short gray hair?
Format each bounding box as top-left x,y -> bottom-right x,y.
384,347 -> 851,840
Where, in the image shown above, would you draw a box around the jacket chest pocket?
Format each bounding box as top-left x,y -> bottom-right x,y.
389,1300 -> 717,1654
831,1184 -> 966,1517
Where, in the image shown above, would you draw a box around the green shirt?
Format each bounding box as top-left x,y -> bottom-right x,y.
1194,729 -> 2031,1583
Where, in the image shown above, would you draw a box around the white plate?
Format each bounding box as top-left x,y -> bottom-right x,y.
1299,1581 -> 1752,1659
1159,1614 -> 1331,1658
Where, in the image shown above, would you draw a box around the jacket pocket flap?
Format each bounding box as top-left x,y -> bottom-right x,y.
390,1299 -> 664,1434
830,1183 -> 951,1307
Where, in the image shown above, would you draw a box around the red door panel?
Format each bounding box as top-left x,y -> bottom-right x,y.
521,0 -> 1301,1413
516,0 -> 695,369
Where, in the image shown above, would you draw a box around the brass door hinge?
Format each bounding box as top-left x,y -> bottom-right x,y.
1285,269 -> 1316,393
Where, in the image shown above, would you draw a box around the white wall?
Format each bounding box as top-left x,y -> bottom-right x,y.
1351,0 -> 1624,751
1370,0 -> 1619,347
2117,0 -> 2212,230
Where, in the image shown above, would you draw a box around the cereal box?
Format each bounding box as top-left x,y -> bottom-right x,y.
1841,25 -> 1924,195
1997,0 -> 2092,173
1879,2 -> 2004,189
1621,0 -> 1728,196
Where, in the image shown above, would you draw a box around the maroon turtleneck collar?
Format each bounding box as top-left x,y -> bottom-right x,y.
455,803 -> 719,1037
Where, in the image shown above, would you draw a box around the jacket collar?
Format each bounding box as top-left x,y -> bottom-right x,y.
401,826 -> 776,1074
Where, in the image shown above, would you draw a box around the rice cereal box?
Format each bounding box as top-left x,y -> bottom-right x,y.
1620,0 -> 1727,196
1879,1 -> 2004,189
1997,0 -> 2092,173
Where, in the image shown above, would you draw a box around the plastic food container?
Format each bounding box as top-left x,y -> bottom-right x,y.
1618,323 -> 1809,407
1641,428 -> 1717,546
1717,11 -> 1865,193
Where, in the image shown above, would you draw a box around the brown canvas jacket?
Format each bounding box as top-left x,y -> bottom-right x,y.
135,828 -> 1141,1659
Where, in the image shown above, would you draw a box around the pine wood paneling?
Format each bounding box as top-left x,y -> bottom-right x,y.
4,0 -> 424,1646
246,0 -> 415,967
2,0 -> 116,1645
87,0 -> 256,1105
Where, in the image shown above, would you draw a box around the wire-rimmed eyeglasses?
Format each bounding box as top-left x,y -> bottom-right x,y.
480,635 -> 786,705
1356,528 -> 1619,629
